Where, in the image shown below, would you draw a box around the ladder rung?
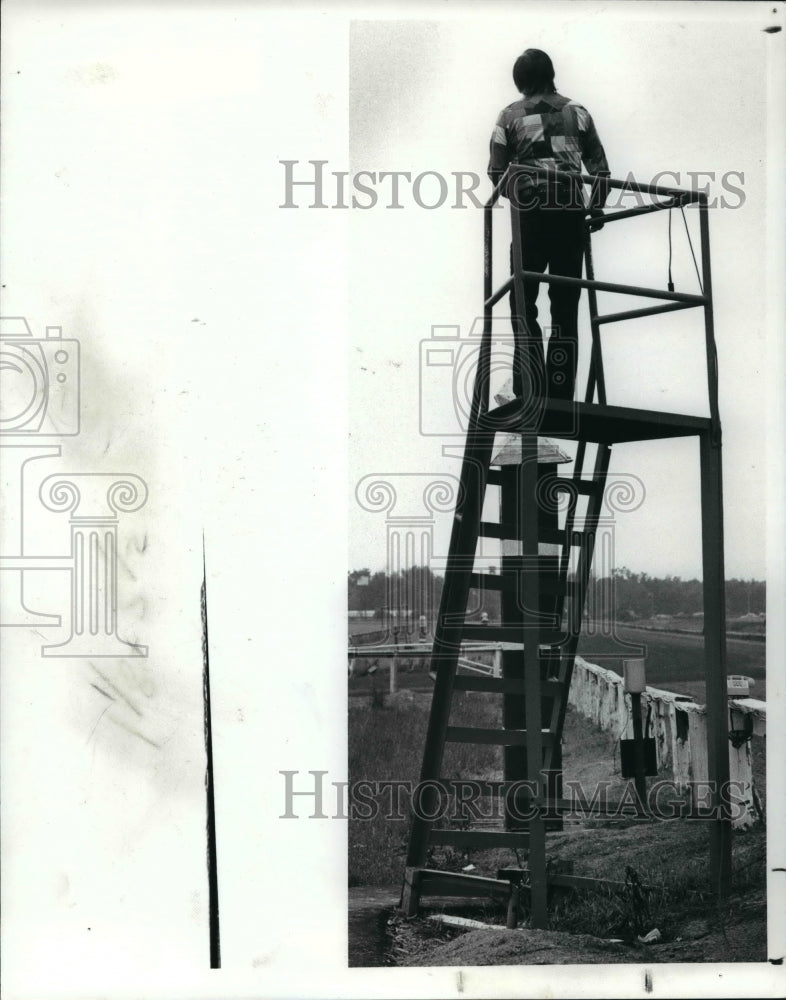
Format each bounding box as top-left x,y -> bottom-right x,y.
480,521 -> 586,545
445,726 -> 555,747
468,570 -> 563,593
478,523 -> 589,548
429,829 -> 531,849
539,527 -> 588,548
462,624 -> 566,645
539,525 -> 566,546
538,477 -> 601,498
453,675 -> 564,695
500,555 -> 559,570
416,869 -> 515,899
574,480 -> 602,495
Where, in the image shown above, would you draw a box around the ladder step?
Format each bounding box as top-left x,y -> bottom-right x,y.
478,523 -> 588,547
468,570 -> 565,594
453,675 -> 564,695
542,527 -> 590,549
482,398 -> 711,444
415,869 -> 516,899
539,525 -> 566,546
574,480 -> 602,495
462,624 -> 566,645
486,464 -> 602,497
502,554 -> 559,570
445,726 -> 555,747
429,829 -> 531,849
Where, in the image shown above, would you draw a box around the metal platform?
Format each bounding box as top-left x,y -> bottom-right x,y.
481,397 -> 713,444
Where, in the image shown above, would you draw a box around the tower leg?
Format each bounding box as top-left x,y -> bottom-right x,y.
700,432 -> 731,898
519,433 -> 548,928
401,867 -> 421,917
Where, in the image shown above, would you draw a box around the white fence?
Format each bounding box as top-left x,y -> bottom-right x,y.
348,642 -> 766,828
569,656 -> 765,828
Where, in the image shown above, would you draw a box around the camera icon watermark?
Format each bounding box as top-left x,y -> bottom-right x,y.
418,318 -> 578,439
0,317 -> 80,436
1,316 -> 148,658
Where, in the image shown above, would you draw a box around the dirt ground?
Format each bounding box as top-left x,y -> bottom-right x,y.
350,852 -> 767,968
389,897 -> 767,966
349,874 -> 767,967
348,699 -> 768,967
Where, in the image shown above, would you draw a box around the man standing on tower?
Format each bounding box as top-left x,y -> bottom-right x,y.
489,48 -> 610,403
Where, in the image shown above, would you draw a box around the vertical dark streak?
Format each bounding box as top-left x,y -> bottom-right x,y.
202,534 -> 221,968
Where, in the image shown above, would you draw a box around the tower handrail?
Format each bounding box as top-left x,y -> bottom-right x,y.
478,163 -> 720,441
485,164 -> 704,208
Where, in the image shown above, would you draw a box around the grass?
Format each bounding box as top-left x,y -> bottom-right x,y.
348,690 -> 502,886
539,819 -> 766,941
348,695 -> 425,887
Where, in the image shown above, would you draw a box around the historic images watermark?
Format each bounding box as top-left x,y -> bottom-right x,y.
280,160 -> 746,210
279,771 -> 750,825
0,316 -> 149,658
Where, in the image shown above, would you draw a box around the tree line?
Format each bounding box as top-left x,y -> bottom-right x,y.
348,566 -> 765,621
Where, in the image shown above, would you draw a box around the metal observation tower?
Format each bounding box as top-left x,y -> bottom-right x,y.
400,164 -> 730,929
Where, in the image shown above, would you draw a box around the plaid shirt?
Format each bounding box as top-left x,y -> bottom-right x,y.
489,92 -> 609,205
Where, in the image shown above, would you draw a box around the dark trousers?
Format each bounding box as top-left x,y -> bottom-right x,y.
509,204 -> 586,401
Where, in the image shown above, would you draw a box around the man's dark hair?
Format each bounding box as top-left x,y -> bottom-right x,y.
513,49 -> 556,96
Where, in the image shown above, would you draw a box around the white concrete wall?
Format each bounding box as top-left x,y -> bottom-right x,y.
568,656 -> 765,828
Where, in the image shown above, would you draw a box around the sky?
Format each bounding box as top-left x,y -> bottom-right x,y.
347,7 -> 783,581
